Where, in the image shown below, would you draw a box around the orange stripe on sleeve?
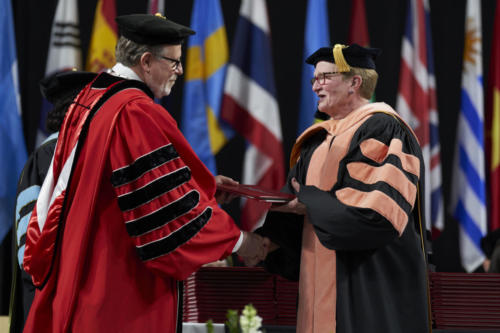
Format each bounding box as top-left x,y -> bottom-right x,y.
360,138 -> 420,177
336,187 -> 408,235
346,162 -> 417,207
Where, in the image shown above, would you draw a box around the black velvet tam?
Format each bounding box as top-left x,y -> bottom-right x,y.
306,43 -> 381,69
115,14 -> 195,45
39,71 -> 97,104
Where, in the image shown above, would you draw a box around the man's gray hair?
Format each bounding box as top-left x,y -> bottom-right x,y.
115,36 -> 165,66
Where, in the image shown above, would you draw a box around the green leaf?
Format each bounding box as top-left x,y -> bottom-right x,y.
205,319 -> 214,333
225,309 -> 239,333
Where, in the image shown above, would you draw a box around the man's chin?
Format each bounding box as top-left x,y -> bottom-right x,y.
155,86 -> 173,99
164,87 -> 173,97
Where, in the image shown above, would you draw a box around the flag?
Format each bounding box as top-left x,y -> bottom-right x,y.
348,0 -> 369,46
486,0 -> 500,232
396,0 -> 444,237
181,0 -> 231,175
221,0 -> 285,231
348,0 -> 376,102
297,0 -> 330,135
37,0 -> 82,146
450,0 -> 486,272
147,0 -> 164,15
0,0 -> 27,242
86,0 -> 117,72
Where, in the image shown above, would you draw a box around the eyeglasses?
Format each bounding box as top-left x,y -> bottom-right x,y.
310,72 -> 341,85
157,55 -> 182,70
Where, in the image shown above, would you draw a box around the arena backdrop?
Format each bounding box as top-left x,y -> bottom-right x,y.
1,0 -> 497,314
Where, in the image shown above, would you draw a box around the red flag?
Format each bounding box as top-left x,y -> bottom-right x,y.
147,0 -> 164,15
85,0 -> 117,72
349,0 -> 374,103
486,0 -> 500,231
348,0 -> 369,46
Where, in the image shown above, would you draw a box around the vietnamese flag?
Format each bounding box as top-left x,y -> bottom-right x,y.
486,0 -> 500,231
348,0 -> 369,46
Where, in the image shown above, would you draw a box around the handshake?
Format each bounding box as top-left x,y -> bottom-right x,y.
236,231 -> 274,267
215,175 -> 278,266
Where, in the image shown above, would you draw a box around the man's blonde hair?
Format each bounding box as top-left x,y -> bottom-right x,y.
342,67 -> 378,100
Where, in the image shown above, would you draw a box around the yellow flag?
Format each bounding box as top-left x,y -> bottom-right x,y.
86,0 -> 117,72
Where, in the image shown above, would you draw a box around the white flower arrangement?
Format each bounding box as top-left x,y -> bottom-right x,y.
223,304 -> 263,333
239,304 -> 263,333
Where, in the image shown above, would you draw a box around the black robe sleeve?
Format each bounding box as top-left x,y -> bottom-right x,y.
11,136 -> 57,333
258,131 -> 326,280
299,113 -> 425,251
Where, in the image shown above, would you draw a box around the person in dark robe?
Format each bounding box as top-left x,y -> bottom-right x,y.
21,14 -> 268,333
481,228 -> 500,272
257,44 -> 431,333
10,70 -> 96,333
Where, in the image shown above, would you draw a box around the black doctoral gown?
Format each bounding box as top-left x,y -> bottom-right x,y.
260,104 -> 431,333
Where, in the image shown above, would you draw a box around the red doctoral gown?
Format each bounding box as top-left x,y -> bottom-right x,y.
23,73 -> 241,332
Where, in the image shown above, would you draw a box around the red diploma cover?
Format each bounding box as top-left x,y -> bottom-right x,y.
216,183 -> 296,203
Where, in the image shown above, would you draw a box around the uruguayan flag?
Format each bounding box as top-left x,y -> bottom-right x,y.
450,0 -> 486,272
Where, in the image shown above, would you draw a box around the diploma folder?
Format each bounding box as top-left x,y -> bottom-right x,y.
216,183 -> 295,203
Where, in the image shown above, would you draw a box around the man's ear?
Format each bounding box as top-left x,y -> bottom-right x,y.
351,75 -> 362,89
140,52 -> 153,73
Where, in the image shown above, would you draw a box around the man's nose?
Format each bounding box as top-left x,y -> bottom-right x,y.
312,80 -> 321,93
176,62 -> 183,75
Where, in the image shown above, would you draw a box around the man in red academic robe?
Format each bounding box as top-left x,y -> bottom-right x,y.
22,14 -> 267,333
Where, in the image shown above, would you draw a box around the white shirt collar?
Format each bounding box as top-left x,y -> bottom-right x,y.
108,63 -> 143,82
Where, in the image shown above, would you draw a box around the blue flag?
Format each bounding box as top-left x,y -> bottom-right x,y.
297,0 -> 330,135
450,0 -> 487,272
0,0 -> 28,243
181,0 -> 232,175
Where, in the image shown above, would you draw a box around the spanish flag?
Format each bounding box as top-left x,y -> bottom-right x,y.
85,0 -> 117,72
486,0 -> 500,231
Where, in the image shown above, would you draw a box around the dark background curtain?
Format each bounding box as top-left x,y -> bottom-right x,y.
1,0 -> 497,314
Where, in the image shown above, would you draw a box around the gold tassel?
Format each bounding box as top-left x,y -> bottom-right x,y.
333,44 -> 351,72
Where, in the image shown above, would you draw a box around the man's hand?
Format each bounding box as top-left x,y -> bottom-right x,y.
214,175 -> 239,204
270,178 -> 307,215
203,259 -> 228,267
237,231 -> 270,267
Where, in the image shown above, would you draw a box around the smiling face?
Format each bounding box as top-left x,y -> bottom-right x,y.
312,61 -> 353,119
143,44 -> 183,99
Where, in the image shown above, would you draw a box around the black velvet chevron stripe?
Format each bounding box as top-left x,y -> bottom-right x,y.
20,234 -> 26,248
117,167 -> 191,211
111,144 -> 179,187
125,191 -> 200,237
19,201 -> 36,222
137,207 -> 212,261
